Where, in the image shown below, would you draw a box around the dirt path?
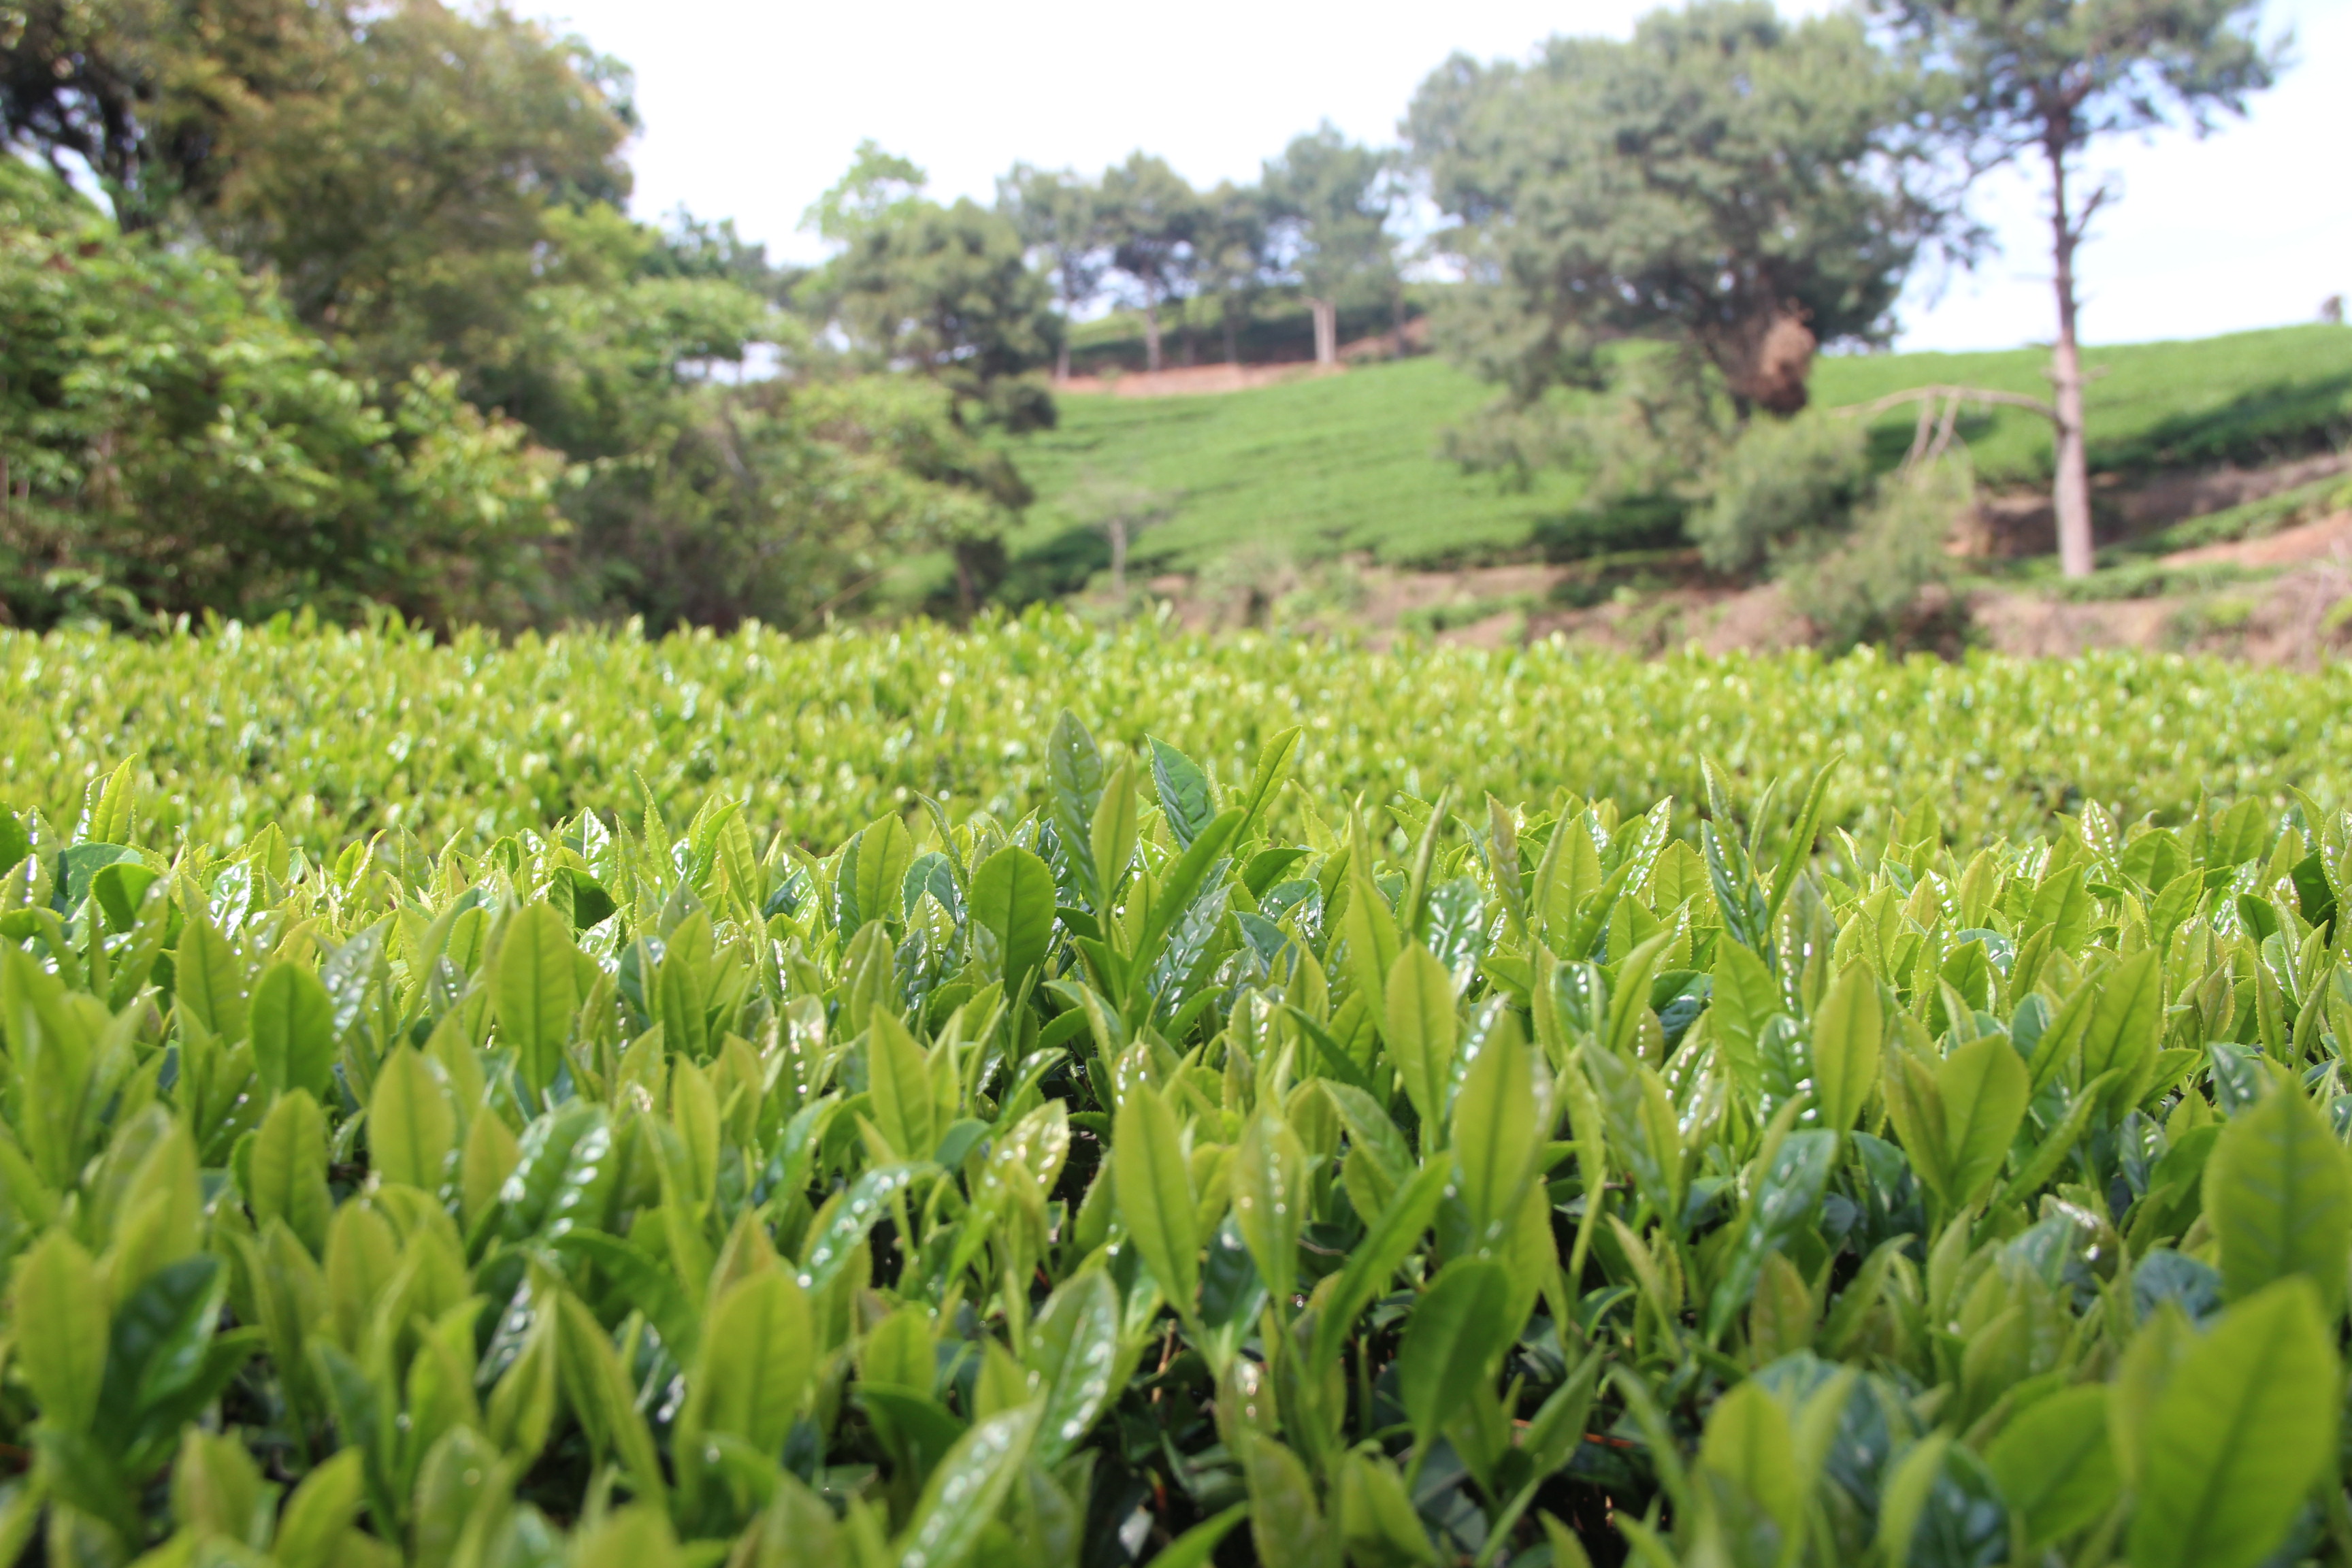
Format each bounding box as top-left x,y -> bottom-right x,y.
1139,550 -> 2352,666
2160,511 -> 2352,568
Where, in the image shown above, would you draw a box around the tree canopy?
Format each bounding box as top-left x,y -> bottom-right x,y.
1874,0 -> 2283,574
1409,0 -> 1950,423
0,6 -> 1053,630
998,163 -> 1105,380
0,160 -> 553,627
814,167 -> 1061,433
1097,152 -> 1205,372
1262,124 -> 1397,363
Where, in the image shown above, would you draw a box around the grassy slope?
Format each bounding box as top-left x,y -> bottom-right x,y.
1816,324 -> 2352,483
998,358 -> 1586,584
926,323 -> 2352,600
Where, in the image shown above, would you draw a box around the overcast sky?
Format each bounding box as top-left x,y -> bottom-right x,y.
542,0 -> 2348,355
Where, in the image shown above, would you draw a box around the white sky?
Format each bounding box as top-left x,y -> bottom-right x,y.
542,0 -> 2349,354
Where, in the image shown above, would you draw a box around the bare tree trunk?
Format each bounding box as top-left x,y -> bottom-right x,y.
1056,341 -> 1071,383
1179,300 -> 1196,368
1108,517 -> 1129,599
1309,298 -> 1337,366
1143,305 -> 1162,374
1222,293 -> 1240,365
2046,138 -> 2095,579
953,545 -> 977,612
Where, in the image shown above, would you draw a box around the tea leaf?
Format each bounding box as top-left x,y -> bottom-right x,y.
970,845 -> 1056,996
1113,1084 -> 1198,1314
2129,1280 -> 2338,1568
2205,1086 -> 2352,1319
894,1403 -> 1040,1568
495,902 -> 578,1100
1396,1258 -> 1515,1449
250,962 -> 335,1100
1810,963 -> 1881,1132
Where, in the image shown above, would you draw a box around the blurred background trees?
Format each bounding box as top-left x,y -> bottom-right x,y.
1405,1 -> 1954,476
1871,0 -> 2283,576
0,0 -> 2268,629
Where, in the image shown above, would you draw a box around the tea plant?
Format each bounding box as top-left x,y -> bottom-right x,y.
7,612 -> 2351,855
1,713 -> 2349,1568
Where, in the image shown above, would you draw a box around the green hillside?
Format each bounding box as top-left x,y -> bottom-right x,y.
1818,324 -> 2352,483
934,323 -> 2352,601
998,357 -> 1586,592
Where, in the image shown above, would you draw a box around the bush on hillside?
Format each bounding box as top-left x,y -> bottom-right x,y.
1690,410 -> 1874,572
568,373 -> 1034,630
1784,454 -> 1969,650
1692,408 -> 1967,651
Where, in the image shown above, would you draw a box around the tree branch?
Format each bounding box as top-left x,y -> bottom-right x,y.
1831,383 -> 2059,423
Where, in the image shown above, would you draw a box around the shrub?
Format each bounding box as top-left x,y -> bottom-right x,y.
2,716 -> 2348,1565
1784,454 -> 1970,650
566,374 -> 1029,630
8,616 -> 2352,853
1690,410 -> 1874,572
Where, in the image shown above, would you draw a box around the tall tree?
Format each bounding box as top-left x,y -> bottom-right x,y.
1875,0 -> 2283,576
1195,180 -> 1273,365
800,138 -> 926,246
208,4 -> 635,389
0,0 -> 346,231
1097,152 -> 1201,374
1262,125 -> 1396,366
0,1 -> 634,325
997,164 -> 1103,382
826,195 -> 1062,431
1408,1 -> 1950,440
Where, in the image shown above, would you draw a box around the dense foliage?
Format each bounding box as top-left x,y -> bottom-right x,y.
1407,1 -> 1948,442
0,162 -> 556,630
3,704 -> 2351,1567
5,614 -> 2352,860
0,3 -> 1045,631
18,611 -> 2352,860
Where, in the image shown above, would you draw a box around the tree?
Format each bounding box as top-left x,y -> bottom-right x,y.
997,164 -> 1105,381
0,0 -> 346,231
801,139 -> 926,246
466,201 -> 777,463
1097,153 -> 1202,374
1193,182 -> 1274,366
0,161 -> 555,627
826,197 -> 1060,430
1,0 -> 638,373
1407,1 -> 1951,437
1874,0 -> 2284,577
204,4 -> 634,385
805,147 -> 1058,432
1262,125 -> 1396,366
1065,473 -> 1179,600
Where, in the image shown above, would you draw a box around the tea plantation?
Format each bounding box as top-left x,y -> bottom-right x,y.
3,621 -> 2351,1567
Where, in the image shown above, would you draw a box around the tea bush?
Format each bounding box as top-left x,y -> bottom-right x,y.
3,710 -> 2349,1567
6,614 -> 2351,855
